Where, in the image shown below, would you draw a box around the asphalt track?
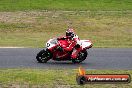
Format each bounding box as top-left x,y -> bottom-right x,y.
0,48 -> 132,69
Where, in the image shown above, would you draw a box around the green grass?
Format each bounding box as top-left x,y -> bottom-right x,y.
0,0 -> 132,11
0,69 -> 132,88
0,0 -> 131,48
0,11 -> 132,48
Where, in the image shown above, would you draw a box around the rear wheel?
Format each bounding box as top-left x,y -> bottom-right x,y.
72,50 -> 88,63
36,49 -> 52,63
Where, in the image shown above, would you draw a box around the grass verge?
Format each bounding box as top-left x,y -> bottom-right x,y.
0,11 -> 132,48
0,69 -> 132,88
0,0 -> 132,11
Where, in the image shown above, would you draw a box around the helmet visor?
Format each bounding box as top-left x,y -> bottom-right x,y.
66,32 -> 72,37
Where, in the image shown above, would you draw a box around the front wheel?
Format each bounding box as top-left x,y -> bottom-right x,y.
72,50 -> 88,63
36,49 -> 52,63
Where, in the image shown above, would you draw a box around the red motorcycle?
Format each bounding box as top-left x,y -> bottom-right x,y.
36,38 -> 92,63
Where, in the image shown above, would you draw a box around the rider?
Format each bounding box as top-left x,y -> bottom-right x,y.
57,28 -> 81,59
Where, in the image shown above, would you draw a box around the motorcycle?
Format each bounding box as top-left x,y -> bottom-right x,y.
36,38 -> 92,63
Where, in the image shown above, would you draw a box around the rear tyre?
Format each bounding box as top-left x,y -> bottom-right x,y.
36,49 -> 52,63
72,50 -> 88,64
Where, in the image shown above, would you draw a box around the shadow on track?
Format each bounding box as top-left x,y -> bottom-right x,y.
34,60 -> 94,69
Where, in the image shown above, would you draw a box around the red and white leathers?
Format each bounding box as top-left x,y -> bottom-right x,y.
57,34 -> 82,59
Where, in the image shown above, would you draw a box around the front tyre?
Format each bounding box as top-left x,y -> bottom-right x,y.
36,49 -> 52,63
72,50 -> 88,63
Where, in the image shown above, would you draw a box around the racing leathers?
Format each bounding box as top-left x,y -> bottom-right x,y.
57,34 -> 82,59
